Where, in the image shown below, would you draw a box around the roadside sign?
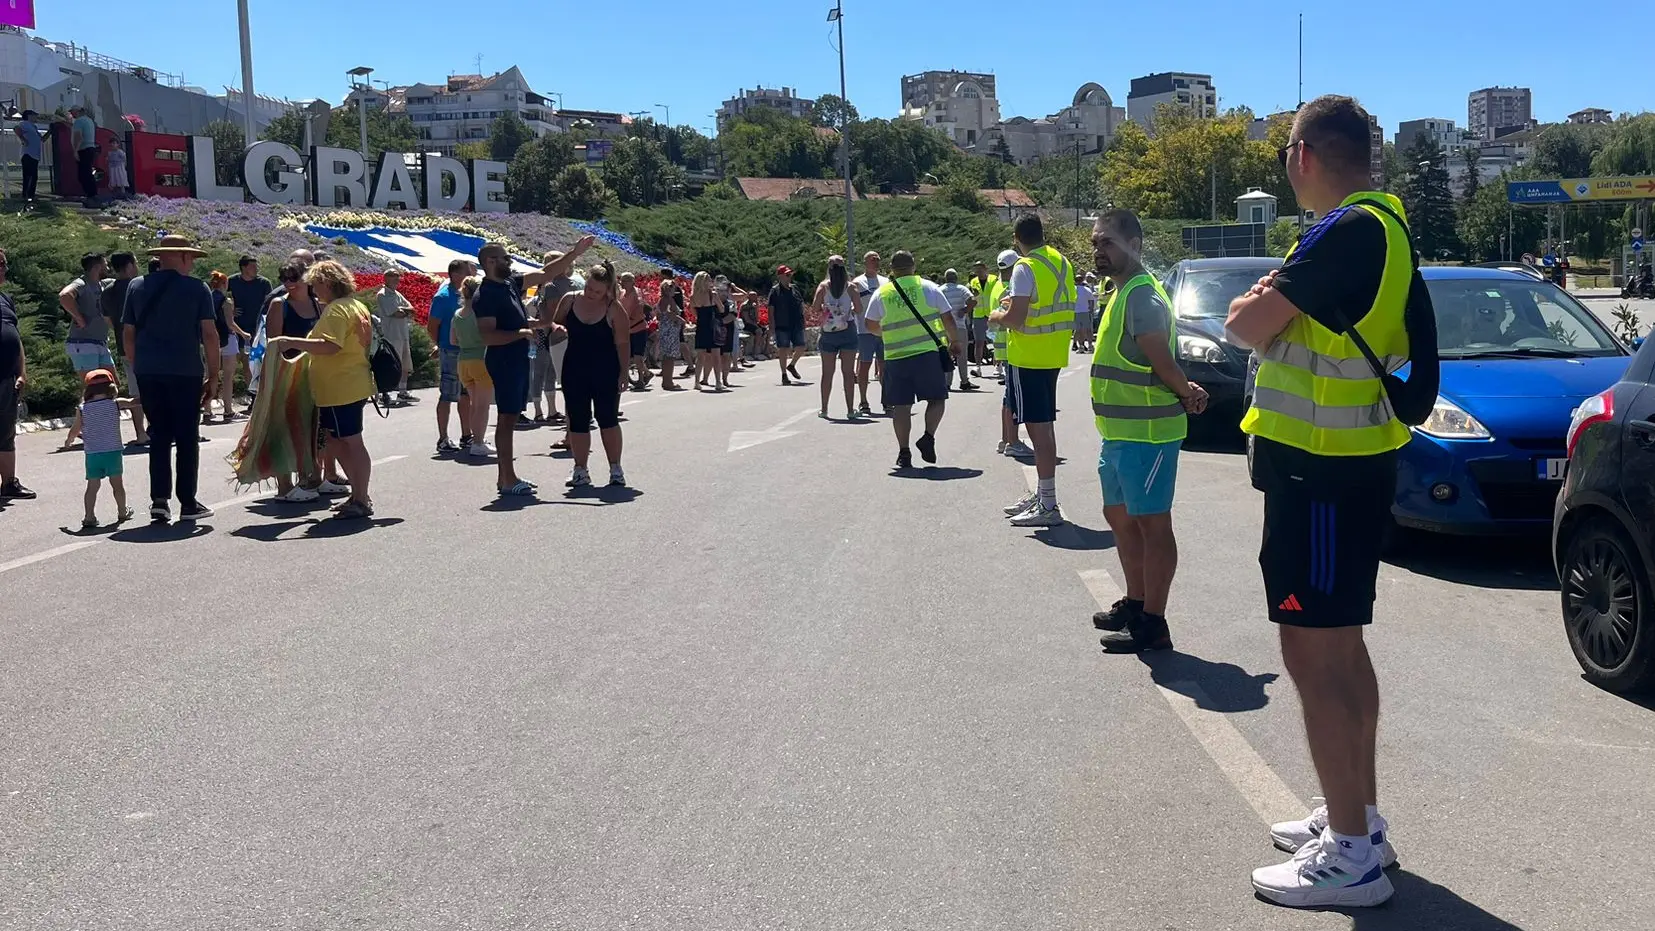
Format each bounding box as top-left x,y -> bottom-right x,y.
1508,176 -> 1655,204
1635,239 -> 1644,254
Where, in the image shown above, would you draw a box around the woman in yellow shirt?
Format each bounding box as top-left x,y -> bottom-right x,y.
267,260 -> 378,519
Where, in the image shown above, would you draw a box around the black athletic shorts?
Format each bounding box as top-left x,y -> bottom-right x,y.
1253,437 -> 1397,629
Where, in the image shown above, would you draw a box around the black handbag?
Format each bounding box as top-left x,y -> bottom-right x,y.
889,281 -> 954,372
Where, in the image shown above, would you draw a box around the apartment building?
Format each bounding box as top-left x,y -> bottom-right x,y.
403,67 -> 558,156
1467,86 -> 1532,141
898,70 -> 1001,148
716,87 -> 814,132
974,83 -> 1123,165
1126,72 -> 1217,133
1568,107 -> 1614,125
1396,117 -> 1468,156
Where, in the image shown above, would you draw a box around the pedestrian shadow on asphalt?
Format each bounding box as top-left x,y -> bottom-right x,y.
108,522 -> 214,544
230,517 -> 404,541
58,523 -> 123,537
889,466 -> 984,482
1031,523 -> 1116,551
1384,530 -> 1557,592
1262,868 -> 1526,929
242,498 -> 336,518
1136,651 -> 1279,713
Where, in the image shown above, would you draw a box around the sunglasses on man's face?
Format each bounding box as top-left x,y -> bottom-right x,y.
1277,140 -> 1313,167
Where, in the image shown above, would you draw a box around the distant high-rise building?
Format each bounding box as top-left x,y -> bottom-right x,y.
1126,72 -> 1217,133
898,70 -> 1001,148
1467,86 -> 1532,141
716,87 -> 814,132
1367,112 -> 1384,187
1397,118 -> 1467,156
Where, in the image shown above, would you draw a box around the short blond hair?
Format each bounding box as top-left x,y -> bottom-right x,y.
304,260 -> 356,302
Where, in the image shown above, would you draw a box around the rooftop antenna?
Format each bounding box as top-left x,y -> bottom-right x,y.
474,53 -> 484,75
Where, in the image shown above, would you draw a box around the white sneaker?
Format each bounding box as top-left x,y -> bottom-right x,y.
566,466 -> 592,488
1270,798 -> 1397,868
1010,502 -> 1065,528
1004,441 -> 1035,458
317,479 -> 350,496
608,465 -> 626,487
468,441 -> 497,458
1003,492 -> 1038,516
277,486 -> 319,503
1251,828 -> 1394,908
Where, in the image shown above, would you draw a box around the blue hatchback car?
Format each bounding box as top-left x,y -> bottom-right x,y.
1248,268 -> 1633,536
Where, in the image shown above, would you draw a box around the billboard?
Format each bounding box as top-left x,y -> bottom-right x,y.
1507,176 -> 1655,204
0,1 -> 35,28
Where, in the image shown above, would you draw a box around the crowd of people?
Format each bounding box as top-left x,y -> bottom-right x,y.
0,93 -> 1417,911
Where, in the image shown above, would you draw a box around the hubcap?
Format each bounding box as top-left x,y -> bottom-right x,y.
1565,536 -> 1641,671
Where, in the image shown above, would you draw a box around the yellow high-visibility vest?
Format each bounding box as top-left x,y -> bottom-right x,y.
1091,273 -> 1186,443
1007,244 -> 1076,369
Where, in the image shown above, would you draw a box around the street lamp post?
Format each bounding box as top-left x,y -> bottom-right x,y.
236,0 -> 257,148
347,66 -> 374,160
1074,138 -> 1083,227
828,1 -> 854,258
654,103 -> 670,129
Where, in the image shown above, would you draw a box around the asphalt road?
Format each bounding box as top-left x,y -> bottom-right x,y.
2,354 -> 1651,931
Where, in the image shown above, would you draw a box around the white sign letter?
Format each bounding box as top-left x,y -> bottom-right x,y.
188,135 -> 243,202
370,151 -> 420,210
421,154 -> 470,211
243,141 -> 304,205
470,158 -> 509,214
309,146 -> 368,208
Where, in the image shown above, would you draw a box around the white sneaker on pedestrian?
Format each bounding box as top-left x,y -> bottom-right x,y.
608,465 -> 626,487
1002,492 -> 1038,516
1270,798 -> 1397,868
277,486 -> 320,503
468,441 -> 497,458
566,466 -> 592,488
1004,441 -> 1035,458
1009,502 -> 1065,528
1251,829 -> 1394,909
317,479 -> 351,496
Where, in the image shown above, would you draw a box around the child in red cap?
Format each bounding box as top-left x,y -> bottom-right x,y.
79,369 -> 136,529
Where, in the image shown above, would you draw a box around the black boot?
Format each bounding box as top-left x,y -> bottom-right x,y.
1101,611 -> 1173,654
1092,597 -> 1143,632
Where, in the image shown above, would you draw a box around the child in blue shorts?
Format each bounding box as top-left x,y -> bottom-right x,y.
79,369 -> 135,529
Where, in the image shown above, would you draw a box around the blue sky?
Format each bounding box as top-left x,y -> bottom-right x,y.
41,0 -> 1628,139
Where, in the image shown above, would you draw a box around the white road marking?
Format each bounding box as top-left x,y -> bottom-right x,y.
1077,569 -> 1303,827
0,541 -> 101,576
728,408 -> 818,452
0,456 -> 414,577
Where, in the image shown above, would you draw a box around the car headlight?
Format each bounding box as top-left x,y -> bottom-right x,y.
1177,334 -> 1226,364
1415,396 -> 1492,439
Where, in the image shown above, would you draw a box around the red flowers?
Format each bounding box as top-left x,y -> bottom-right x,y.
352,271 -> 441,325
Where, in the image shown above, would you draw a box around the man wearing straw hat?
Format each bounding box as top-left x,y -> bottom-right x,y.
120,234 -> 220,525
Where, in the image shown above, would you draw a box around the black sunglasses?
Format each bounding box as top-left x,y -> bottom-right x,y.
1277,139 -> 1312,167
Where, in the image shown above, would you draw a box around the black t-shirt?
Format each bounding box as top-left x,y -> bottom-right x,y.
227,274 -> 272,333
0,292 -> 21,380
768,284 -> 803,329
475,276 -> 528,363
101,277 -> 132,355
212,290 -> 231,346
1272,206 -> 1387,334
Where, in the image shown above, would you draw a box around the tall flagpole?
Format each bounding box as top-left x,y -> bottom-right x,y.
832,1 -> 853,258
237,0 -> 257,146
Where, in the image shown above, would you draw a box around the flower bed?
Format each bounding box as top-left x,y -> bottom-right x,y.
351,271 -> 442,325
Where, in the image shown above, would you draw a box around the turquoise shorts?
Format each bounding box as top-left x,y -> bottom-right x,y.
85,449 -> 124,480
1098,439 -> 1181,516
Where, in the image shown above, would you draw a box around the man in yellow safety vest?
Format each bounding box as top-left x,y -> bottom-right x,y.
1087,208 -> 1208,655
1226,94 -> 1411,909
991,214 -> 1075,528
862,251 -> 962,470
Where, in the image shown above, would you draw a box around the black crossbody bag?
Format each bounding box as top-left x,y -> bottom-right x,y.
889,282 -> 954,372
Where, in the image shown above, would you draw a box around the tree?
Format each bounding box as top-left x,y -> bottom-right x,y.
1401,134 -> 1459,259
720,109 -> 838,179
1591,114 -> 1655,176
1532,121 -> 1615,177
453,141 -> 491,161
601,136 -> 683,207
489,114 -> 535,162
1098,106 -> 1287,220
991,136 -> 1014,165
812,93 -> 859,129
199,119 -> 246,187
937,177 -> 987,213
847,118 -> 964,188
1459,168 -> 1546,261
506,133 -> 580,214
1460,144 -> 1481,202
1378,141 -> 1408,197
549,165 -> 611,220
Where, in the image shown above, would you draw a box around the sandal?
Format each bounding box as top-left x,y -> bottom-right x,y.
497,480 -> 537,497
551,439 -> 569,450
334,499 -> 375,519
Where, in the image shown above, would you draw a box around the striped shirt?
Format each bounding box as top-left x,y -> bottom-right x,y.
80,397 -> 123,455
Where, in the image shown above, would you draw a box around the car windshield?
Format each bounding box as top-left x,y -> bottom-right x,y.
1428,277 -> 1624,358
1174,266 -> 1281,318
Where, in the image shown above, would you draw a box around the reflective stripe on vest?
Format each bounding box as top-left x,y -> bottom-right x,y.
1240,192 -> 1413,456
1008,245 -> 1076,368
1090,273 -> 1187,443
875,276 -> 947,361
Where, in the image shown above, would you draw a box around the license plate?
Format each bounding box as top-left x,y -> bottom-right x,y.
1537,458 -> 1568,481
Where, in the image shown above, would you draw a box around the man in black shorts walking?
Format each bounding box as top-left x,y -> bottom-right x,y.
862,251 -> 960,470
1226,94 -> 1418,909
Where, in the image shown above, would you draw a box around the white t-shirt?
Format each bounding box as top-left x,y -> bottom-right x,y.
938,282 -> 975,323
864,278 -> 951,323
1077,283 -> 1096,316
851,273 -> 887,334
1009,262 -> 1037,298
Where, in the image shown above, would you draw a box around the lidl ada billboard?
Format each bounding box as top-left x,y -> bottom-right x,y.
1508,176 -> 1655,204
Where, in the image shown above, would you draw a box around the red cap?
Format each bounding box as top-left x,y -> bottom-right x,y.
776,265 -> 793,276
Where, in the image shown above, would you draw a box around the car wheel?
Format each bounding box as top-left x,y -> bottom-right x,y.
1561,517 -> 1655,693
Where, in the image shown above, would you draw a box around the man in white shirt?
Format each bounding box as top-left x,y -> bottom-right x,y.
862,251 -> 962,470
937,268 -> 978,391
1075,272 -> 1098,353
851,251 -> 888,416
